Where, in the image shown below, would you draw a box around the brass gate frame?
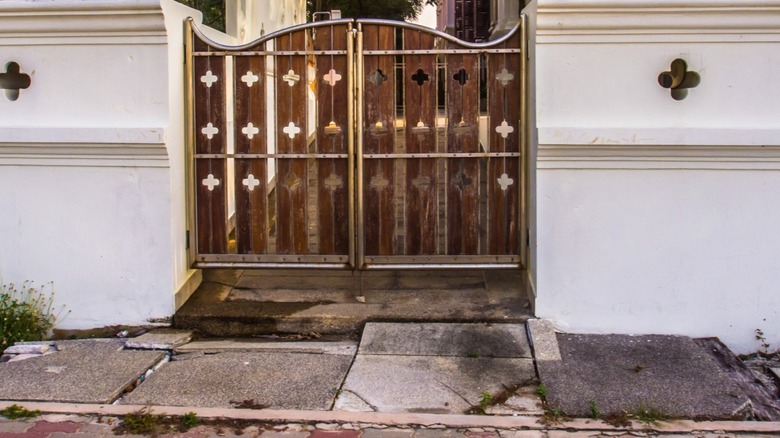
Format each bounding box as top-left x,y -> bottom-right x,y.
184,16 -> 528,270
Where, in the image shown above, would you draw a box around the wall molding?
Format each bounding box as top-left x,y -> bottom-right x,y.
537,0 -> 780,43
0,0 -> 167,45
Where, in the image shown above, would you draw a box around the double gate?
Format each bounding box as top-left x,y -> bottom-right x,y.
185,17 -> 527,269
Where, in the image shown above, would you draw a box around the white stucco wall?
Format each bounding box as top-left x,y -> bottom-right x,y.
532,0 -> 780,353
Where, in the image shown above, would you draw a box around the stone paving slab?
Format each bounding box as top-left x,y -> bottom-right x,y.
122,351 -> 353,409
537,334 -> 752,419
125,328 -> 194,350
175,339 -> 357,355
0,340 -> 164,404
359,323 -> 531,358
335,355 -> 536,414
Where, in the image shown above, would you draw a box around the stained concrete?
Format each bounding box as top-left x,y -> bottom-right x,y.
121,351 -> 353,409
536,334 -> 752,419
358,323 -> 530,358
0,340 -> 164,404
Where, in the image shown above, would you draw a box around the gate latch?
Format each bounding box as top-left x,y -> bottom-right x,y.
658,58 -> 700,101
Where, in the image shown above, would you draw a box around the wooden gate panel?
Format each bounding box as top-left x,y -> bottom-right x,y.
193,43 -> 228,254
362,24 -> 396,256
315,24 -> 350,255
275,31 -> 309,255
446,53 -> 481,255
403,29 -> 438,255
234,54 -> 268,254
487,33 -> 522,255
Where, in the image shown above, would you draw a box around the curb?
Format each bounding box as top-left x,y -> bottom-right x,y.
1,401 -> 779,434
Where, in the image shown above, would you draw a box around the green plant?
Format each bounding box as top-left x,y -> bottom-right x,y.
0,404 -> 41,420
478,391 -> 493,411
633,405 -> 666,425
540,405 -> 565,425
756,328 -> 771,354
589,401 -> 600,419
181,412 -> 199,429
0,281 -> 62,352
122,409 -> 161,435
536,384 -> 547,399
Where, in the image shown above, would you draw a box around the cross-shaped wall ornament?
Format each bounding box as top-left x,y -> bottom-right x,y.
453,68 -> 469,86
495,120 -> 514,139
370,175 -> 389,190
324,173 -> 343,192
324,121 -> 341,135
452,172 -> 473,191
242,174 -> 260,191
370,120 -> 389,137
496,68 -> 514,86
411,69 -> 429,86
412,120 -> 430,136
497,173 -> 514,191
202,174 -> 220,191
283,122 -> 301,139
285,173 -> 302,190
242,122 -> 259,139
369,69 -> 388,86
0,62 -> 31,101
202,123 -> 219,139
200,70 -> 218,87
283,69 -> 300,86
324,69 -> 342,87
452,119 -> 471,136
241,71 -> 259,87
412,175 -> 431,189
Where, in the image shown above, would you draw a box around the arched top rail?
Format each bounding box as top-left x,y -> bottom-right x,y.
187,17 -> 522,51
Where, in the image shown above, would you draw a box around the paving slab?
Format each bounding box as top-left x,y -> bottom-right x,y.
175,339 -> 357,355
536,333 -> 752,419
125,328 -> 194,350
359,323 -> 530,358
526,319 -> 560,361
122,351 -> 353,409
335,355 -> 535,414
0,340 -> 164,404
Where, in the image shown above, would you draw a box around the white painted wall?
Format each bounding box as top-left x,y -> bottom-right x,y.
532,0 -> 780,353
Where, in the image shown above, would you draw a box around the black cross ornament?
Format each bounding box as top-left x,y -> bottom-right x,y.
411,68 -> 429,86
0,62 -> 31,101
453,68 -> 469,86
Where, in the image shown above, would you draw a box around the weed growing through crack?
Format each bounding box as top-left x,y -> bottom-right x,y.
589,401 -> 601,419
755,328 -> 771,354
121,410 -> 161,435
478,391 -> 493,413
0,404 -> 40,420
633,405 -> 666,425
181,412 -> 199,429
536,384 -> 547,399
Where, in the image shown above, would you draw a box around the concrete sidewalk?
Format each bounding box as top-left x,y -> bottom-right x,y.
1,321 -> 779,435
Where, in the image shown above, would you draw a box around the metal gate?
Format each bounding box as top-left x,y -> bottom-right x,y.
185,17 -> 527,270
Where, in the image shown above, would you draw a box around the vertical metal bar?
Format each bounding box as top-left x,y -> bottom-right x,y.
356,24 -> 365,269
184,18 -> 197,265
519,14 -> 528,268
347,23 -> 356,268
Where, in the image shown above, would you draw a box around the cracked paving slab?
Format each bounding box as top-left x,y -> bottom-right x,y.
121,351 -> 353,409
0,340 -> 164,404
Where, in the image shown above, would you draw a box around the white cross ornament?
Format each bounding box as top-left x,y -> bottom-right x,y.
283,69 -> 300,86
324,173 -> 342,192
242,174 -> 260,191
200,70 -> 218,87
242,122 -> 260,139
495,120 -> 514,139
324,69 -> 342,87
283,122 -> 301,139
202,123 -> 219,139
202,174 -> 220,191
496,68 -> 514,86
241,71 -> 259,87
497,173 -> 514,191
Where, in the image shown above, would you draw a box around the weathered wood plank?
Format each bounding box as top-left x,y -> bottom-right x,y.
446,52 -> 480,255
487,34 -> 521,255
194,49 -> 228,254
315,24 -> 349,255
234,54 -> 268,254
275,30 -> 309,255
404,28 -> 437,255
362,24 -> 396,256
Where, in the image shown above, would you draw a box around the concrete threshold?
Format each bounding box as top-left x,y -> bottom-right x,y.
1,401 -> 779,434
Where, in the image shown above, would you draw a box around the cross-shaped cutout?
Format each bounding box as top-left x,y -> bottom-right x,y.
285,173 -> 302,190
324,173 -> 343,192
411,69 -> 429,86
200,70 -> 218,87
202,174 -> 220,191
0,62 -> 31,101
412,120 -> 430,136
452,172 -> 473,191
370,175 -> 389,190
283,69 -> 300,87
242,122 -> 259,139
412,175 -> 431,189
453,68 -> 469,86
369,69 -> 388,86
324,121 -> 341,135
283,122 -> 301,139
495,120 -> 514,139
497,173 -> 514,191
452,119 -> 471,136
370,120 -> 389,137
241,71 -> 259,87
202,123 -> 219,139
242,174 -> 261,191
324,69 -> 342,87
496,68 -> 514,86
